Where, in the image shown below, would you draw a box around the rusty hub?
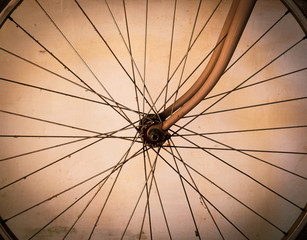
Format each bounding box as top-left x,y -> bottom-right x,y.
138,114 -> 170,148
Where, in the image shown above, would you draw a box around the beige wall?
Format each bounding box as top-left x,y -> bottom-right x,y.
0,0 -> 306,239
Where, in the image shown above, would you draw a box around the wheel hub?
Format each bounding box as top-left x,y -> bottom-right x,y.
138,114 -> 170,148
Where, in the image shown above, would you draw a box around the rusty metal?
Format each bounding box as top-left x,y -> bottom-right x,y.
139,114 -> 170,148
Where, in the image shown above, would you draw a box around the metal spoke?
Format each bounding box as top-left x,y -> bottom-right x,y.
0,138 -> 103,191
0,137 -> 89,162
151,147 -> 249,239
0,109 -> 102,135
7,17 -> 134,127
173,37 -> 306,134
0,122 -> 136,162
142,0 -> 149,116
202,67 -> 307,102
224,10 -> 290,73
88,133 -> 139,239
121,148 -> 160,239
122,0 -> 141,119
139,144 -> 153,240
159,9 -> 296,118
0,109 -> 139,136
105,0 -> 160,119
0,48 -> 144,112
27,143 -> 142,240
0,120 -> 138,190
169,139 -> 225,240
87,169 -> 122,240
175,125 -> 307,137
161,145 -> 288,235
35,0 -> 136,128
0,78 -> 141,115
164,0 -> 177,111
173,124 -> 307,180
145,148 -> 172,239
184,97 -> 307,118
170,0 -> 203,116
170,130 -> 305,210
74,0 -> 161,120
0,135 -> 135,140
163,145 -> 307,155
0,47 -> 88,91
167,140 -> 201,239
165,144 -> 307,155
3,141 -> 143,222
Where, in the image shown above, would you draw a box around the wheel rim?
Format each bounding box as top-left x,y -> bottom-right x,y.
0,0 -> 306,239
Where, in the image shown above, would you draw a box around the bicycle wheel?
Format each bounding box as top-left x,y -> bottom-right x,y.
0,0 -> 306,239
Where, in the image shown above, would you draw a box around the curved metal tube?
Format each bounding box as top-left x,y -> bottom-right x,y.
160,0 -> 240,120
162,0 -> 257,130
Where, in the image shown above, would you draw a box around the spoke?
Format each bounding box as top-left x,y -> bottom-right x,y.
0,47 -> 88,91
88,133 -> 139,239
121,148 -> 160,240
4,166 -> 113,223
176,125 -> 307,136
4,143 -> 144,223
164,0 -> 177,111
0,48 -> 143,113
142,0 -> 148,116
122,0 -> 141,119
173,37 -> 306,134
74,0 -> 161,120
140,144 -> 153,240
202,67 -> 307,102
170,0 -> 202,116
0,122 -> 136,162
3,148 -> 122,221
105,0 -> 160,119
145,148 -> 172,239
64,180 -> 113,239
174,124 -> 307,180
27,144 -> 142,240
167,140 -> 201,239
198,10 -> 297,103
35,0 -> 136,128
0,109 -> 103,135
7,16 -> 134,128
106,0 -> 142,119
151,148 -> 249,239
0,138 -> 103,191
224,10 -> 290,73
171,131 -> 305,210
0,137 -> 89,162
0,78 -> 140,115
88,169 -> 125,240
27,175 -> 110,240
0,135 -> 135,140
164,145 -> 307,155
169,139 -> 225,240
184,97 -> 307,118
161,146 -> 288,235
0,120 -> 138,190
0,109 -> 139,137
